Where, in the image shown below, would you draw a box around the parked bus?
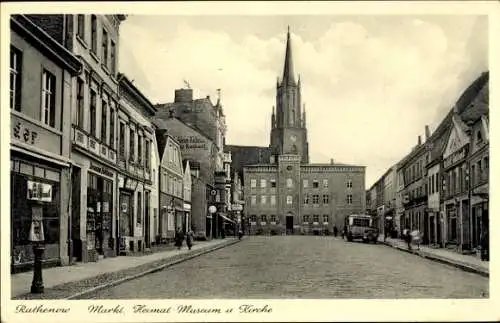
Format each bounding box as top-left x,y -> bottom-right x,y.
343,214 -> 378,243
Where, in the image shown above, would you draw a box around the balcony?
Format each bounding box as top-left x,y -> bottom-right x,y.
72,125 -> 116,164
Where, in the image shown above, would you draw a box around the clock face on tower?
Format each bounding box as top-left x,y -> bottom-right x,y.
290,135 -> 297,142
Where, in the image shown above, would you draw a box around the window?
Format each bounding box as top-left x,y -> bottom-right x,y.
119,122 -> 125,160
145,140 -> 151,169
484,156 -> 489,170
137,191 -> 142,224
101,99 -> 107,142
346,179 -> 353,188
77,15 -> 85,39
477,130 -> 483,143
260,179 -> 266,188
261,195 -> 267,205
138,134 -> 143,164
303,195 -> 309,204
109,106 -> 115,148
312,180 -> 319,188
303,179 -> 309,188
260,215 -> 267,223
89,89 -> 97,136
110,41 -> 116,75
471,164 -> 476,186
41,70 -> 56,127
313,215 -> 319,223
323,179 -> 328,188
251,195 -> 256,205
286,195 -> 292,205
303,215 -> 310,223
10,46 -> 22,111
270,180 -> 276,188
76,78 -> 84,127
312,194 -> 319,204
286,178 -> 293,188
250,179 -> 256,188
270,215 -> 276,223
90,15 -> 97,54
250,215 -> 257,223
129,129 -> 135,161
347,194 -> 353,204
323,194 -> 329,204
102,28 -> 109,67
270,195 -> 276,205
323,215 -> 328,223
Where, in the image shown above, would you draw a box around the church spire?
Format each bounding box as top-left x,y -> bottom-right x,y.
282,26 -> 295,85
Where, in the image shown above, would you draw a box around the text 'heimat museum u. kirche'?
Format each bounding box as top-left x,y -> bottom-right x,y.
227,28 -> 366,235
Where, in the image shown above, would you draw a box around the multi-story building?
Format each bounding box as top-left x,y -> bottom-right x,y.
26,14 -> 127,262
441,71 -> 489,252
155,128 -> 185,242
242,28 -> 366,235
182,160 -> 193,232
153,116 -> 218,239
395,166 -> 405,236
398,131 -> 431,243
9,15 -> 82,272
382,165 -> 398,235
116,74 -> 157,254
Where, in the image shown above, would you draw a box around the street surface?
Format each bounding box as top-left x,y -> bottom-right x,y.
85,236 -> 488,299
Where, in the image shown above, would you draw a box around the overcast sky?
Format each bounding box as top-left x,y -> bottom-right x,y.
118,15 -> 488,189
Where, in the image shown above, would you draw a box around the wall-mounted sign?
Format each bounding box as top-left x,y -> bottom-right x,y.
175,136 -> 207,150
13,121 -> 38,145
444,146 -> 468,169
90,163 -> 114,178
27,181 -> 52,202
124,178 -> 138,191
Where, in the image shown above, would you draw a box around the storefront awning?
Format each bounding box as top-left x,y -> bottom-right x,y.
220,214 -> 234,223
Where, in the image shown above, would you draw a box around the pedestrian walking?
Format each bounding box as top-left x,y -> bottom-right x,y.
333,225 -> 338,237
174,228 -> 184,250
186,229 -> 194,250
410,229 -> 422,250
403,227 -> 411,250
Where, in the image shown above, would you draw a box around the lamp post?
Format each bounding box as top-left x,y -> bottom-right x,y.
29,206 -> 45,293
208,205 -> 216,240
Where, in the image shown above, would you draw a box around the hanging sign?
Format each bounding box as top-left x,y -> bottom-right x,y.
29,206 -> 45,242
27,181 -> 52,202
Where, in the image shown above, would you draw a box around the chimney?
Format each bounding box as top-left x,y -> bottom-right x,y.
330,158 -> 334,165
425,125 -> 430,141
418,135 -> 422,146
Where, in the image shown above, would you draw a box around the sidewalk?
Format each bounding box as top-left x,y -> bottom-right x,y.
378,235 -> 489,277
11,238 -> 240,300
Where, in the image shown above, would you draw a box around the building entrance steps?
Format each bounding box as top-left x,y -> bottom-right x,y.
11,238 -> 239,299
377,235 -> 488,277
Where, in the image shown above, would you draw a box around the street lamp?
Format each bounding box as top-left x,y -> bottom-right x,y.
29,206 -> 45,293
208,205 -> 216,239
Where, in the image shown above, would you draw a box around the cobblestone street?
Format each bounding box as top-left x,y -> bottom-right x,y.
83,236 -> 488,299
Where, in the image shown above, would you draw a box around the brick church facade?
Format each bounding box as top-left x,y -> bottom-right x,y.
227,28 -> 366,235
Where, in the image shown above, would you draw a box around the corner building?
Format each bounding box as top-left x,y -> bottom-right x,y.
242,28 -> 365,235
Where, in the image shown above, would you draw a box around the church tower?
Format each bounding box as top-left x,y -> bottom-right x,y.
270,27 -> 309,164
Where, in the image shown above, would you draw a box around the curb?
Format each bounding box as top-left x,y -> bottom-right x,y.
65,239 -> 241,300
380,240 -> 489,278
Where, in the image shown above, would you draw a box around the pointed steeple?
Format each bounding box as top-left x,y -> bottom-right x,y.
282,26 -> 295,85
